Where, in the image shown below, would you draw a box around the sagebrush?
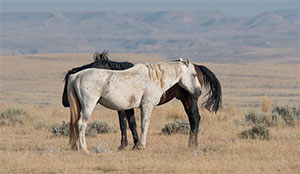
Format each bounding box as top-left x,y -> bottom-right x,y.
0,108 -> 30,126
161,119 -> 190,135
50,120 -> 116,137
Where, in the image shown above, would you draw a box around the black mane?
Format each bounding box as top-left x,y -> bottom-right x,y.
62,51 -> 134,107
65,51 -> 133,81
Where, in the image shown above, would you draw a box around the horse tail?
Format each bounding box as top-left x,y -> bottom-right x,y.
67,77 -> 81,147
197,65 -> 222,113
62,73 -> 70,107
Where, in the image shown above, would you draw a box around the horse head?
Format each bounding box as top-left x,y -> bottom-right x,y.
178,58 -> 202,97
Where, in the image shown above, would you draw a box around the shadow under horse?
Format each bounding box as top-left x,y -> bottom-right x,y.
62,51 -> 222,149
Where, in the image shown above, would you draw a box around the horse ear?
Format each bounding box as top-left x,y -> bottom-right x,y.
185,57 -> 190,66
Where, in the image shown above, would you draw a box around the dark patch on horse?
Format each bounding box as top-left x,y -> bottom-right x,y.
128,95 -> 136,107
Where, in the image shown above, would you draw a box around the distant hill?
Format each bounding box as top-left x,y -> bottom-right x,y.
1,10 -> 299,63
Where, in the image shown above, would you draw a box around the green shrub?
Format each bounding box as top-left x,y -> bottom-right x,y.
272,105 -> 300,126
86,120 -> 116,136
50,120 -> 116,137
0,108 -> 30,126
161,119 -> 190,135
245,110 -> 272,126
50,121 -> 69,137
239,124 -> 270,140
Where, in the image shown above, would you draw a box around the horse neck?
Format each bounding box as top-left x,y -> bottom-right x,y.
147,63 -> 183,92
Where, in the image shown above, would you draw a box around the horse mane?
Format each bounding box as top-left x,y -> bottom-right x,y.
93,50 -> 109,62
64,51 -> 133,81
146,62 -> 182,89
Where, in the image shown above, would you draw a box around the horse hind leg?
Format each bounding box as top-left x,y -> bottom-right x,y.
117,110 -> 128,150
118,109 -> 139,150
125,109 -> 139,150
78,102 -> 97,153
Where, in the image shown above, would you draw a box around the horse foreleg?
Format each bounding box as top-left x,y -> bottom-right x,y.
139,104 -> 154,149
180,94 -> 200,148
118,110 -> 128,150
125,109 -> 139,149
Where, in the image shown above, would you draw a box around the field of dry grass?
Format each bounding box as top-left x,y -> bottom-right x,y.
0,53 -> 299,173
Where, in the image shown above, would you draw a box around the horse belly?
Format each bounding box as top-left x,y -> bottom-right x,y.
98,92 -> 141,110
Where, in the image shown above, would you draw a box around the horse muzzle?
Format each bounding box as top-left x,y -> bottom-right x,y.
193,88 -> 202,97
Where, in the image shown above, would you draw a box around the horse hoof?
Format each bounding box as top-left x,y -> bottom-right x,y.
118,145 -> 128,151
132,144 -> 145,150
71,144 -> 79,151
82,149 -> 90,154
188,143 -> 198,150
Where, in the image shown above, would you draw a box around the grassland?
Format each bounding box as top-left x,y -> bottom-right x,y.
0,53 -> 299,174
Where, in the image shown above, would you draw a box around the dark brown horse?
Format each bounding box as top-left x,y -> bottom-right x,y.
62,51 -> 222,149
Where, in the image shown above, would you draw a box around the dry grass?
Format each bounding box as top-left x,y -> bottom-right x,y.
0,103 -> 299,174
261,97 -> 272,113
0,53 -> 300,173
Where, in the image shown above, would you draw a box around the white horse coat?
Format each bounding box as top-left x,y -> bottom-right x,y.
67,59 -> 201,152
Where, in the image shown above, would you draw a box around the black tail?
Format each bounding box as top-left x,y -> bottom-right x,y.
197,65 -> 222,113
62,71 -> 72,107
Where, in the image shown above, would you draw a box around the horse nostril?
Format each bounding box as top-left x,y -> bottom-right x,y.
196,89 -> 202,96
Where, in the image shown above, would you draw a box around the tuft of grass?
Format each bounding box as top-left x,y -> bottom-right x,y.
239,124 -> 270,140
50,120 -> 116,137
161,119 -> 190,135
0,108 -> 30,126
166,112 -> 186,121
261,97 -> 271,113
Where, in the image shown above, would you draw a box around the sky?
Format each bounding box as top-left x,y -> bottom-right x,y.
1,0 -> 299,16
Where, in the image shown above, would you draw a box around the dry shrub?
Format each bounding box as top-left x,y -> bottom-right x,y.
50,120 -> 116,137
35,120 -> 49,130
92,138 -> 112,154
0,108 -> 30,126
239,124 -> 270,140
261,97 -> 271,113
161,119 -> 190,135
